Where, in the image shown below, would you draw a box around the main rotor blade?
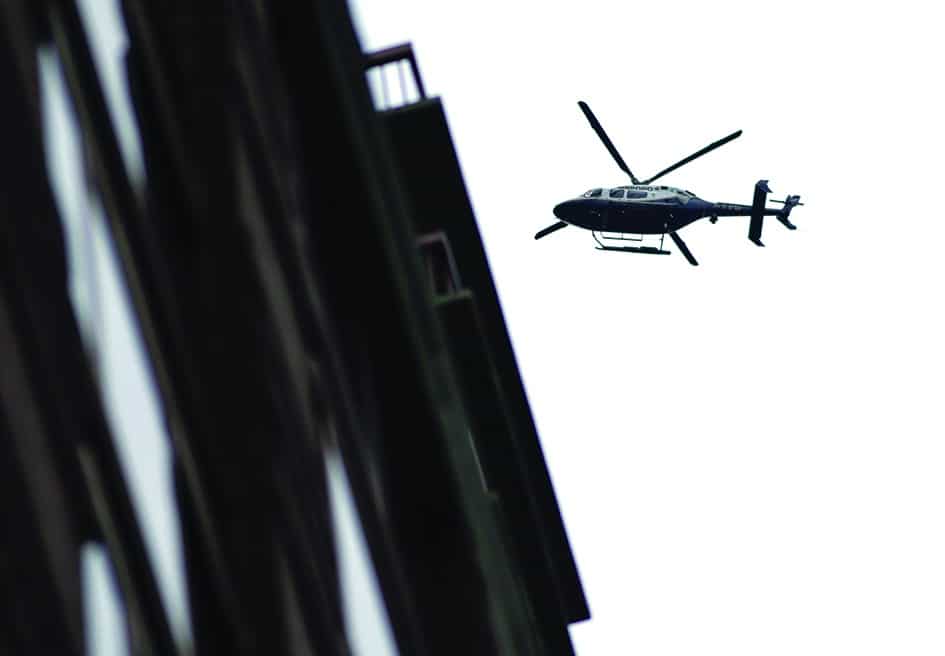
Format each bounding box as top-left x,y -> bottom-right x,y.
577,101 -> 640,184
668,231 -> 699,266
535,221 -> 568,239
642,129 -> 742,185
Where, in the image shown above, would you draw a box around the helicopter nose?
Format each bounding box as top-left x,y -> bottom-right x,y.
553,200 -> 580,221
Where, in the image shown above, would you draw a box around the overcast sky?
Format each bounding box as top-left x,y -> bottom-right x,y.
348,2 -> 945,654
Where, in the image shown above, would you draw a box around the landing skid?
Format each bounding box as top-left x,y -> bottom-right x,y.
595,245 -> 671,255
592,231 -> 698,265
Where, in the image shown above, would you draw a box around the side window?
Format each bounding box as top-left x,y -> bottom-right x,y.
627,191 -> 647,199
609,189 -> 625,199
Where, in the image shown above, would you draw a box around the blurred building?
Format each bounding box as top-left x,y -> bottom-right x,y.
0,2 -> 588,655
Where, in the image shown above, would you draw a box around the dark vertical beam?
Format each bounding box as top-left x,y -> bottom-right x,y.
382,98 -> 590,634
43,0 -> 258,652
0,295 -> 84,656
269,2 -> 537,654
0,7 -> 178,653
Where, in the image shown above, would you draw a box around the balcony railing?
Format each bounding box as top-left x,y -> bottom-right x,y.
364,42 -> 427,110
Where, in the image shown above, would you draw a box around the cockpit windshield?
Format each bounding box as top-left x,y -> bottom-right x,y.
582,188 -> 602,198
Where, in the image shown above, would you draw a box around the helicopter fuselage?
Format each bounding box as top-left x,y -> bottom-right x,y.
554,185 -> 783,235
535,100 -> 803,264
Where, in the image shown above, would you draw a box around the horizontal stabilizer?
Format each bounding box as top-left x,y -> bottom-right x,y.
748,179 -> 771,246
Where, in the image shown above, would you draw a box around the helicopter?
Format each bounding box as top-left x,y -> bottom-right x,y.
535,101 -> 804,265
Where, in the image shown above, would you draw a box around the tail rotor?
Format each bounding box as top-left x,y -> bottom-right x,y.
771,194 -> 803,230
749,180 -> 804,246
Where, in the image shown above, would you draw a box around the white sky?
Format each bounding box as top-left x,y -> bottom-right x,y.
348,1 -> 945,654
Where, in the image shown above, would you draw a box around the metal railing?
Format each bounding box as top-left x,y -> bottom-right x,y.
364,42 -> 427,110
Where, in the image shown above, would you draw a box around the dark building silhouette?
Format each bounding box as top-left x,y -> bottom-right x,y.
0,2 -> 588,654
